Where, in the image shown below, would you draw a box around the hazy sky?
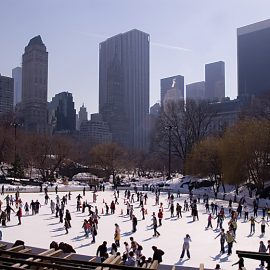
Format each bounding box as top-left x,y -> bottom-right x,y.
1,0 -> 270,115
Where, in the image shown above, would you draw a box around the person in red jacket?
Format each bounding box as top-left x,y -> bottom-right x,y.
16,206 -> 22,225
158,209 -> 163,226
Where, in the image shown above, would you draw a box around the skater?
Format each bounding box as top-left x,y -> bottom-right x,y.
132,215 -> 137,232
232,255 -> 244,269
96,241 -> 108,262
114,223 -> 120,247
158,209 -> 163,226
152,246 -> 164,264
215,228 -> 226,254
176,203 -> 182,219
24,202 -> 29,215
16,207 -> 22,225
65,209 -> 72,228
226,230 -> 236,255
180,234 -> 191,259
258,241 -> 267,267
256,217 -> 269,235
249,216 -> 256,234
64,218 -> 69,234
206,213 -> 213,229
141,206 -> 145,220
170,203 -> 174,218
152,213 -> 160,237
50,200 -> 55,214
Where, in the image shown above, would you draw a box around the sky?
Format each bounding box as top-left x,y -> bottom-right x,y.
1,0 -> 270,115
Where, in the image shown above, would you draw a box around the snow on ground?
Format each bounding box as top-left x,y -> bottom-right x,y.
0,188 -> 268,270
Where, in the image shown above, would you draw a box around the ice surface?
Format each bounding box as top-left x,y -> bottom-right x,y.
0,187 -> 268,270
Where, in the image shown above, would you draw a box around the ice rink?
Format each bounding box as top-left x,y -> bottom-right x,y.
0,187 -> 268,270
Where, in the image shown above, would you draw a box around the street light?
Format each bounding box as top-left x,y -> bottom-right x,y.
166,125 -> 173,180
10,122 -> 20,181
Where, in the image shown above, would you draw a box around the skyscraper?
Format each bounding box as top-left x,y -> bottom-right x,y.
160,75 -> 184,108
78,104 -> 88,130
0,74 -> 14,115
22,35 -> 48,133
48,92 -> 76,134
186,81 -> 205,102
205,61 -> 225,102
12,67 -> 22,106
99,29 -> 150,151
237,19 -> 270,98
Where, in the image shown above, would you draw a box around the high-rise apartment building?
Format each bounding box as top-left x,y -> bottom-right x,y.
205,61 -> 225,102
22,35 -> 48,133
160,75 -> 184,108
12,67 -> 22,106
186,81 -> 205,102
77,104 -> 88,130
99,29 -> 150,151
238,19 -> 270,98
0,74 -> 14,115
80,113 -> 112,146
48,92 -> 76,134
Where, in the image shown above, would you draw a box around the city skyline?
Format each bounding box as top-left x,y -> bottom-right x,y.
1,1 -> 270,113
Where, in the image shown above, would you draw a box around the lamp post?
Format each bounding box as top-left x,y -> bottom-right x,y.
167,125 -> 172,180
11,122 -> 19,181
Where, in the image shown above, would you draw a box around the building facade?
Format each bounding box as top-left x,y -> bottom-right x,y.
80,113 -> 112,146
12,67 -> 22,106
21,35 -> 48,133
160,75 -> 184,108
186,81 -> 205,102
99,29 -> 150,151
77,104 -> 88,130
48,91 -> 76,134
238,19 -> 270,99
205,61 -> 225,102
0,74 -> 14,115
208,99 -> 242,135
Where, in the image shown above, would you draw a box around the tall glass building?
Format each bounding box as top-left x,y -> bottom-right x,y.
99,29 -> 150,151
237,19 -> 270,98
205,61 -> 225,102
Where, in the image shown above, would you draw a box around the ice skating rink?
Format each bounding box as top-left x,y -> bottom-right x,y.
0,188 -> 267,270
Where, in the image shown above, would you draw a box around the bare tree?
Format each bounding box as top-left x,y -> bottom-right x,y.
90,143 -> 126,185
153,99 -> 216,173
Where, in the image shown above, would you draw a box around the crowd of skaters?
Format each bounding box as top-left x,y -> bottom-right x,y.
0,183 -> 270,269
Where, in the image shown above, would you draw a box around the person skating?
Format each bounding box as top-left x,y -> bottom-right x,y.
24,202 -> 29,215
152,246 -> 164,264
141,206 -> 145,220
249,216 -> 256,234
16,206 -> 22,225
64,218 -> 69,234
96,241 -> 108,262
258,240 -> 267,267
5,204 -> 14,222
226,230 -> 236,255
206,213 -> 213,229
91,223 -> 97,243
215,228 -> 226,254
114,223 -> 120,247
256,217 -> 269,236
232,255 -> 244,269
180,234 -> 191,259
152,213 -> 160,237
65,209 -> 71,228
158,209 -> 163,226
176,203 -> 182,219
170,203 -> 174,218
132,214 -> 137,232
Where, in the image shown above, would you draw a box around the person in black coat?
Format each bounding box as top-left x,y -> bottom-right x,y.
96,241 -> 108,262
152,246 -> 164,264
65,209 -> 71,228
